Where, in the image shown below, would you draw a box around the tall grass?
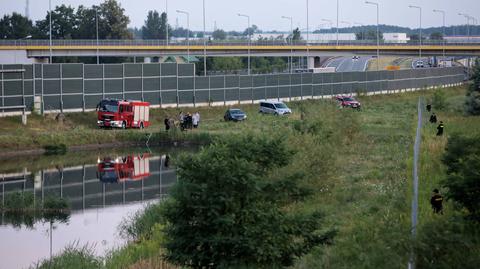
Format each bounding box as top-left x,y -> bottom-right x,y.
24,85 -> 478,269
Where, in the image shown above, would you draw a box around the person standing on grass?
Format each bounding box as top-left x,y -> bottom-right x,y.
164,118 -> 170,131
429,113 -> 438,124
164,154 -> 170,168
437,121 -> 444,136
179,112 -> 185,131
193,112 -> 200,129
426,103 -> 432,112
430,189 -> 444,214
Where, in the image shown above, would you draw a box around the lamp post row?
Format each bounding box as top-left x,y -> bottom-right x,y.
44,1 -> 475,73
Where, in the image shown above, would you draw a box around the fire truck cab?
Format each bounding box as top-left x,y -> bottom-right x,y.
97,99 -> 150,129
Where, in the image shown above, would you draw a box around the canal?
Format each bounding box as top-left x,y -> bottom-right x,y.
0,147 -> 187,269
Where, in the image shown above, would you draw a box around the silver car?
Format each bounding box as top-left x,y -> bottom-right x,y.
259,101 -> 292,115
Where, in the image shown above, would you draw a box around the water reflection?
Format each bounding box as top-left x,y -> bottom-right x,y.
97,154 -> 151,183
0,148 -> 182,269
1,152 -> 176,213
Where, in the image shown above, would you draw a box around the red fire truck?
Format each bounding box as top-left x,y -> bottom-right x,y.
97,99 -> 151,129
97,154 -> 151,183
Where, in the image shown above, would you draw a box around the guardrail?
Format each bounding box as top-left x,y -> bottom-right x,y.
1,39 -> 480,47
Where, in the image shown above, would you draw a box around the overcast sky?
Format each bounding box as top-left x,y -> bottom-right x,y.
1,0 -> 479,31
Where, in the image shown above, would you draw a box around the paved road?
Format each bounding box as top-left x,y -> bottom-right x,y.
325,56 -> 372,72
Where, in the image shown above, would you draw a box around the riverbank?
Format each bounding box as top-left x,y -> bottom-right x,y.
7,84 -> 480,268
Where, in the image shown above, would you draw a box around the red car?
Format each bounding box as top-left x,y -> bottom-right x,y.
335,95 -> 362,110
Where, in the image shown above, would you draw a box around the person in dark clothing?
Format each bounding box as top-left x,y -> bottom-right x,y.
164,155 -> 170,168
426,104 -> 432,112
429,113 -> 437,124
436,121 -> 444,136
164,118 -> 170,131
430,189 -> 444,214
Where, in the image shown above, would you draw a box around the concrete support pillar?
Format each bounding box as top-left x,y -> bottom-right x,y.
307,56 -> 316,70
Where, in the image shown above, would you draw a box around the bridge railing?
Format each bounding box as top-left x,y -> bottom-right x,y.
0,39 -> 479,47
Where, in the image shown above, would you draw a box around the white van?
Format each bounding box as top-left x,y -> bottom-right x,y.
259,101 -> 292,115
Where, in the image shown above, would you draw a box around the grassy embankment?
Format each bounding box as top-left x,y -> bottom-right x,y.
30,85 -> 479,269
367,56 -> 414,71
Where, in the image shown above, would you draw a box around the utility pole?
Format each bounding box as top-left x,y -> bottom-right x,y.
365,1 -> 380,70
409,5 -> 423,59
49,0 -> 52,63
433,9 -> 446,65
282,16 -> 294,73
202,0 -> 207,76
238,13 -> 251,75
176,10 -> 190,63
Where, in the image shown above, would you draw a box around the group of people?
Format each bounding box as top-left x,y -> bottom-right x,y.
426,104 -> 444,136
163,112 -> 201,132
426,103 -> 445,215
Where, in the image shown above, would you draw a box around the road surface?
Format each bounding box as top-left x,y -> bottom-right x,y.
325,56 -> 372,72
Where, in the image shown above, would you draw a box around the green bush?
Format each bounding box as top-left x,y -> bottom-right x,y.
119,202 -> 165,241
415,217 -> 480,269
442,134 -> 480,220
32,245 -> 102,269
432,90 -> 448,111
161,134 -> 334,268
465,59 -> 480,115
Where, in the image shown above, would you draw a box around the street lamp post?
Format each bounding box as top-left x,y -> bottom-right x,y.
238,13 -> 251,75
458,13 -> 471,42
165,0 -> 168,46
409,5 -> 422,59
95,7 -> 99,64
306,0 -> 310,69
282,16 -> 293,73
176,10 -> 190,63
321,19 -> 333,44
203,0 -> 207,76
365,1 -> 380,70
433,9 -> 446,65
49,0 -> 52,63
336,0 -> 340,46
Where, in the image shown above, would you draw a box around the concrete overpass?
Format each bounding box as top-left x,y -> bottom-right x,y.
1,40 -> 479,64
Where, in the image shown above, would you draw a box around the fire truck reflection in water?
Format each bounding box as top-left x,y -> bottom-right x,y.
97,154 -> 151,183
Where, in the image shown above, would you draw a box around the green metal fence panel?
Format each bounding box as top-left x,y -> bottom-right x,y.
0,63 -> 467,113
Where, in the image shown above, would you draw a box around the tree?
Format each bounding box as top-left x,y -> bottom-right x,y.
75,5 -> 98,39
142,10 -> 171,40
99,0 -> 132,39
212,29 -> 227,40
355,30 -> 384,40
243,24 -> 259,37
430,32 -> 444,40
466,59 -> 480,115
34,4 -> 77,39
0,13 -> 33,39
211,57 -> 243,73
142,10 -> 162,39
442,134 -> 480,221
291,27 -> 302,41
162,135 -> 334,268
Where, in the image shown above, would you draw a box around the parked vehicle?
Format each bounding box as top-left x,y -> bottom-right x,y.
224,108 -> 247,122
97,154 -> 151,183
415,61 -> 425,68
259,101 -> 292,115
335,95 -> 362,109
97,99 -> 150,129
